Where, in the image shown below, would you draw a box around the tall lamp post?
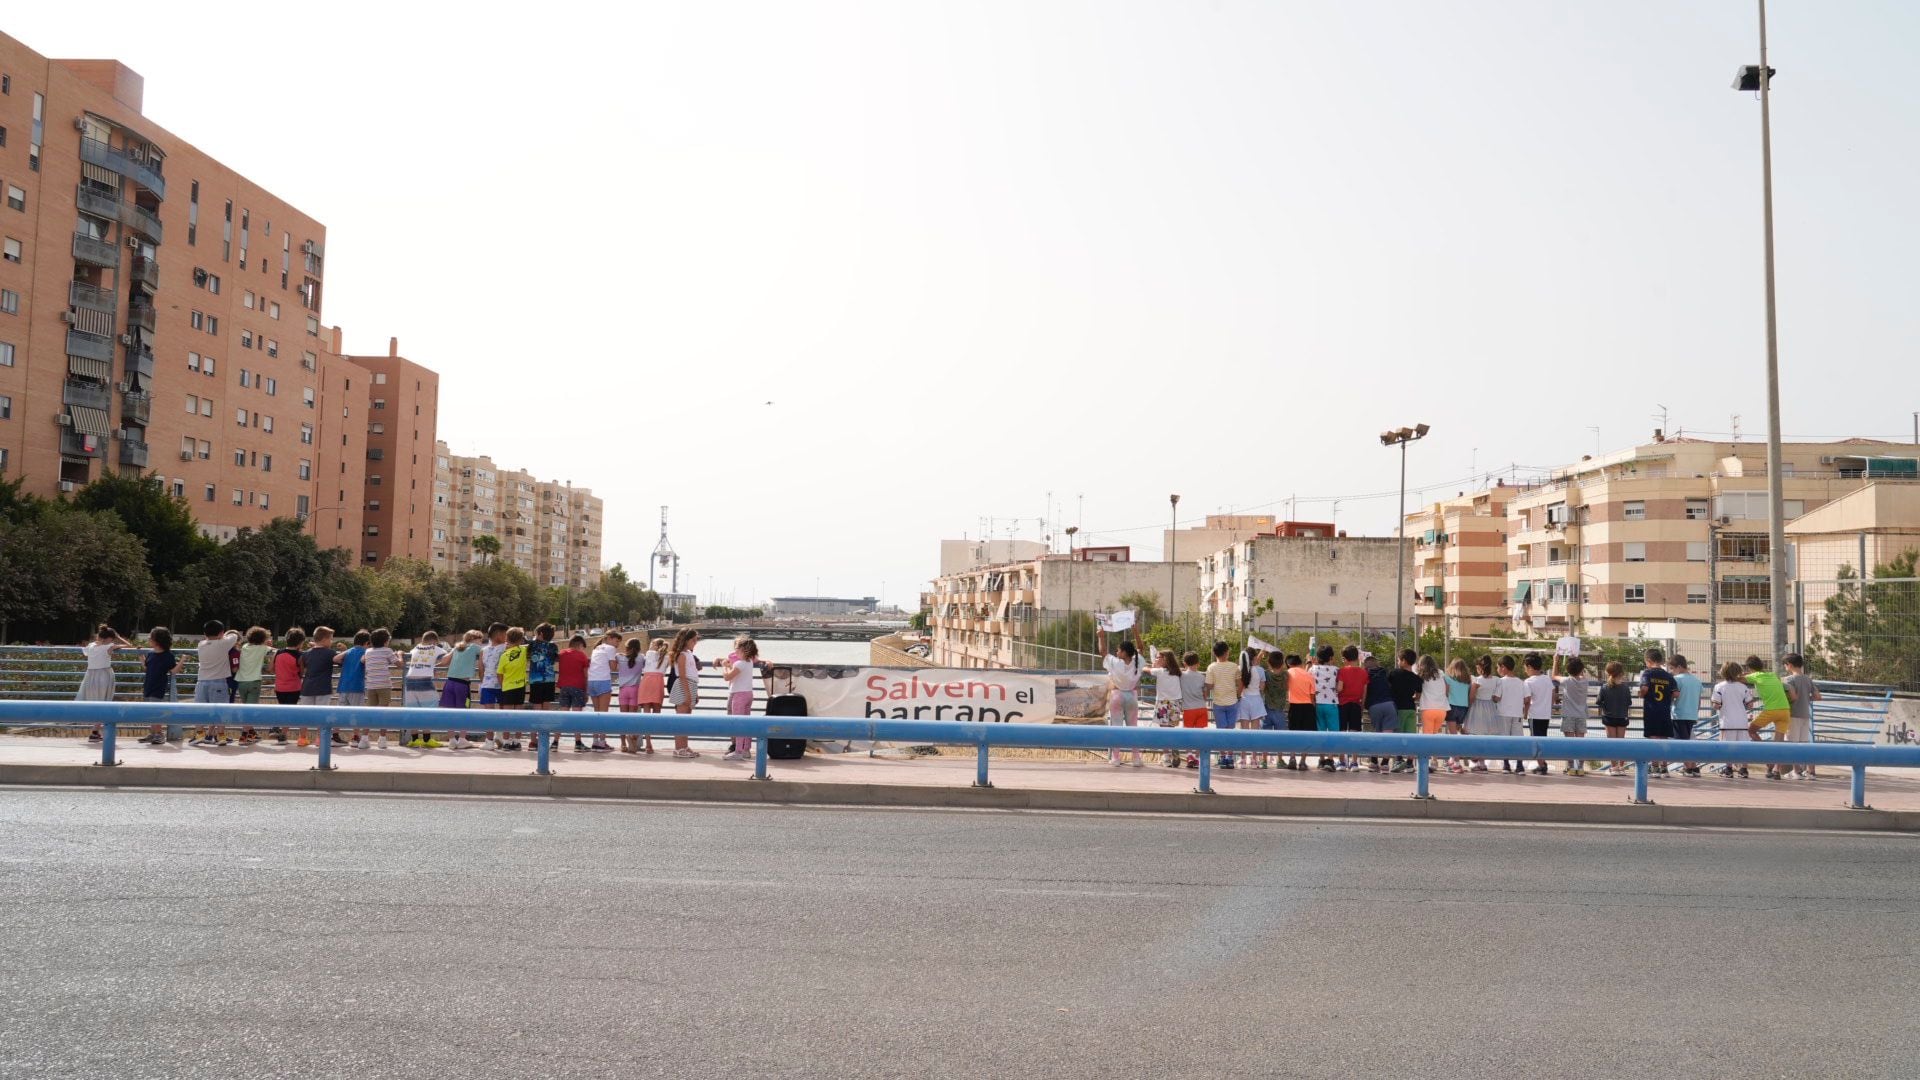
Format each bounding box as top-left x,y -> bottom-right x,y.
1734,3 -> 1788,662
1380,424 -> 1431,654
1064,525 -> 1079,655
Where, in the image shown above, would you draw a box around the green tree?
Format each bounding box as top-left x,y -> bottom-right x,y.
1116,590 -> 1167,632
70,473 -> 217,582
194,519 -> 356,633
908,608 -> 929,632
471,534 -> 501,565
0,510 -> 157,640
445,560 -> 542,632
1809,549 -> 1920,690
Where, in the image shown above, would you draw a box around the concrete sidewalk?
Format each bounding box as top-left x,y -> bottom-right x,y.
4,734 -> 1918,830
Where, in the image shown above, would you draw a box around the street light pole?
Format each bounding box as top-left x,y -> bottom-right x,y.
1169,494 -> 1181,650
1380,425 -> 1430,655
1065,525 -> 1079,657
1738,0 -> 1788,661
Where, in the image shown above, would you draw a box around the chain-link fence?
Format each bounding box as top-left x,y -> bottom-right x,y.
1800,576 -> 1920,694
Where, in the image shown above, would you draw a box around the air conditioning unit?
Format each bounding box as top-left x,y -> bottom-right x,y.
301,240 -> 316,254
116,381 -> 130,393
119,333 -> 135,346
56,414 -> 74,427
179,450 -> 194,461
128,236 -> 142,249
59,480 -> 77,493
1819,456 -> 1836,465
60,311 -> 77,324
73,117 -> 88,131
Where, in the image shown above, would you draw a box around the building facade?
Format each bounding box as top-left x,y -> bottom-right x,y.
0,37 -> 361,542
1162,514 -> 1276,567
1496,437 -> 1917,642
434,442 -> 602,587
928,554 -> 1200,669
344,338 -> 438,566
1406,485 -> 1515,636
1196,532 -> 1409,634
769,596 -> 878,616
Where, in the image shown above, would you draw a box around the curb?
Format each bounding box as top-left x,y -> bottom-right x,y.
4,762 -> 1915,831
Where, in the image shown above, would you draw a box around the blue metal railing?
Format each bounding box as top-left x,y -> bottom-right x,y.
3,700 -> 1918,812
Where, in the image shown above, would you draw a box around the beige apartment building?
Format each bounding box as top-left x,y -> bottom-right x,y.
1498,437 -> 1918,643
1197,532 -> 1410,635
433,442 -> 603,588
346,338 -> 438,566
0,36 -> 369,544
1163,514 -> 1276,567
928,549 -> 1199,669
1407,484 -> 1516,636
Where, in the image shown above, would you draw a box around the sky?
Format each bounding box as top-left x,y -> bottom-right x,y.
11,1 -> 1918,607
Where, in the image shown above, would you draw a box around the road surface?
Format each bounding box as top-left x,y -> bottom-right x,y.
2,790 -> 1916,1079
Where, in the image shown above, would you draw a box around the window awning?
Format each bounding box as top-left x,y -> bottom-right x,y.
81,163 -> 122,189
68,355 -> 112,381
1511,581 -> 1532,602
68,406 -> 111,436
71,307 -> 115,336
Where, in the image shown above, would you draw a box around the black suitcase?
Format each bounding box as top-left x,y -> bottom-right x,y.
765,693 -> 809,759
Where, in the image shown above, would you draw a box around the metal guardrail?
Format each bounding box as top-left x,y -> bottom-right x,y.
3,702 -> 1918,812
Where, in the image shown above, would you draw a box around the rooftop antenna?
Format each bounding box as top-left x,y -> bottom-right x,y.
1654,403 -> 1670,436
1730,414 -> 1743,441
650,505 -> 680,596
1589,426 -> 1602,456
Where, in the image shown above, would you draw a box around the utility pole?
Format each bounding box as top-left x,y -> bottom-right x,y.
1065,525 -> 1079,657
1381,424 -> 1431,654
1169,494 -> 1180,649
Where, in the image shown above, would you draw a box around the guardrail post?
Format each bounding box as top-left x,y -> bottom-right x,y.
534,730 -> 552,777
1631,760 -> 1651,805
314,725 -> 334,772
1195,750 -> 1214,795
1411,754 -> 1434,800
973,743 -> 991,789
1847,764 -> 1870,810
753,736 -> 770,781
97,721 -> 119,767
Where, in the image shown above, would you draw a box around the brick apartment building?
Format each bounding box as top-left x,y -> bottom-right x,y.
346,337 -> 438,565
432,441 -> 603,589
0,35 -> 375,547
1407,435 -> 1920,648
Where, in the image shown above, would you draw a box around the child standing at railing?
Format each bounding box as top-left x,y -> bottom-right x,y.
1783,653 -> 1821,780
273,629 -> 306,745
1597,661 -> 1632,776
78,624 -> 132,743
140,626 -> 178,746
1669,655 -> 1702,777
1557,657 -> 1591,776
1712,661 -> 1756,779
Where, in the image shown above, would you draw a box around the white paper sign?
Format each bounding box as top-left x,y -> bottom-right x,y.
1095,609 -> 1136,633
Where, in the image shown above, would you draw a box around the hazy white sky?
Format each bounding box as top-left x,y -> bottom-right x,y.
13,1 -> 1918,606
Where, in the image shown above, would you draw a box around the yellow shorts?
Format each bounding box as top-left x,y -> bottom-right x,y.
1753,709 -> 1790,733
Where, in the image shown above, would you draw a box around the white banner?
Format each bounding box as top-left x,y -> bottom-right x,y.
1094,609 -> 1135,633
789,667 -> 1058,723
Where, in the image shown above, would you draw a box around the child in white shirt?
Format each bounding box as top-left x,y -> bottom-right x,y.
1712,661 -> 1757,778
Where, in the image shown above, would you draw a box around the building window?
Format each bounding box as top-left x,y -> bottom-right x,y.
239,369 -> 252,388
197,440 -> 211,459
231,489 -> 243,506
372,398 -> 386,410
298,459 -> 311,480
301,351 -> 316,371
171,479 -> 184,499
207,316 -> 218,335
204,484 -> 215,502
259,493 -> 269,510
263,377 -> 277,396
303,387 -> 315,408
1720,576 -> 1771,605
261,454 -> 271,473
265,339 -> 278,357
232,448 -> 246,467
369,423 -> 385,435
187,352 -> 201,372
200,399 -> 213,417
0,290 -> 16,314
191,311 -> 204,330
1624,542 -> 1647,563
240,330 -> 253,349
203,356 -> 215,376
0,393 -> 10,419
306,316 -> 319,336
243,290 -> 255,309
1624,584 -> 1646,604
0,341 -> 13,365
1623,501 -> 1646,520
1687,584 -> 1709,605
1685,498 -> 1710,521
4,186 -> 22,213
1686,541 -> 1709,562
234,408 -> 247,427
186,394 -> 201,415
1718,534 -> 1770,562
300,423 -> 313,445
262,415 -> 274,433
1,238 -> 19,263
269,302 -> 280,319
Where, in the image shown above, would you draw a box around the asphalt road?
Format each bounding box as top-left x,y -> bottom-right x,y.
2,791 -> 1917,1080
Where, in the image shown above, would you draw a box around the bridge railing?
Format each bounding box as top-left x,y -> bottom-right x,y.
3,700 -> 1918,811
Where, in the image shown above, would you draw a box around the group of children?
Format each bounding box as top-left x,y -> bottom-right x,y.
1105,631 -> 1823,780
75,622 -> 770,762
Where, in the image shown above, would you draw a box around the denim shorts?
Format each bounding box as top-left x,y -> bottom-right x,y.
1365,701 -> 1399,733
1211,704 -> 1238,728
586,679 -> 613,698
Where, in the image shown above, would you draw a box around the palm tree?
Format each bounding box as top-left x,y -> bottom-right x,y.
472,533 -> 501,565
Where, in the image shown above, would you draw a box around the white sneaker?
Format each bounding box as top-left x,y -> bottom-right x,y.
484,739 -> 499,751
354,735 -> 370,750
377,735 -> 389,749
722,750 -> 743,761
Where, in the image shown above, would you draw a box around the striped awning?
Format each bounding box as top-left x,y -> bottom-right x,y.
68,355 -> 112,381
68,406 -> 111,436
71,307 -> 115,336
81,162 -> 122,189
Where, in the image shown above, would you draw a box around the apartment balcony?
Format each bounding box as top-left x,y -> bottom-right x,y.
72,232 -> 121,269
69,281 -> 118,312
61,430 -> 107,458
62,379 -> 112,412
122,389 -> 152,427
79,137 -> 166,199
130,256 -> 160,292
125,300 -> 158,336
125,346 -> 155,381
119,439 -> 150,469
67,330 -> 114,363
121,202 -> 163,244
75,184 -> 121,220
